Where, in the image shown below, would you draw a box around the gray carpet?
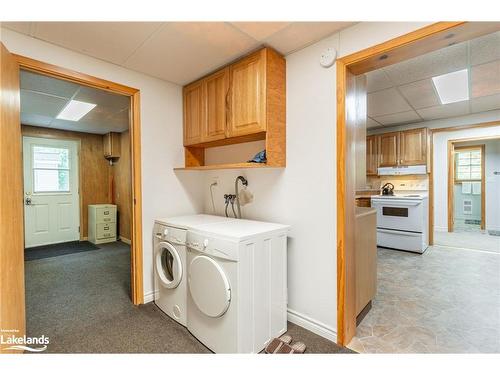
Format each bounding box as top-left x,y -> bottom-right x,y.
25,241 -> 353,353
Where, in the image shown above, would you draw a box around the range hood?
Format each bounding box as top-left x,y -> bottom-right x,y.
378,165 -> 427,176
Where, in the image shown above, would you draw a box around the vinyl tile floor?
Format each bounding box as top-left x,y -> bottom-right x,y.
25,241 -> 352,354
348,246 -> 500,353
434,230 -> 500,254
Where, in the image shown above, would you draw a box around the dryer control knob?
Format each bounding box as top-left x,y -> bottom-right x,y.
163,228 -> 169,236
203,239 -> 209,248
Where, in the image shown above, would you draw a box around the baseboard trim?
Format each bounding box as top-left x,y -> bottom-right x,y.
82,236 -> 88,241
287,308 -> 337,344
120,236 -> 131,245
143,290 -> 155,304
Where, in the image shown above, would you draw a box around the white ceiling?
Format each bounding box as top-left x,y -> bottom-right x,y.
365,31 -> 500,129
20,70 -> 130,134
2,22 -> 354,85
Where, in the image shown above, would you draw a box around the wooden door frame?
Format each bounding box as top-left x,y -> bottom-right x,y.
448,144 -> 485,232
336,22 -> 500,346
14,55 -> 144,305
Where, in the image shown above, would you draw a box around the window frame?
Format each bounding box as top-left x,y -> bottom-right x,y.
31,144 -> 72,194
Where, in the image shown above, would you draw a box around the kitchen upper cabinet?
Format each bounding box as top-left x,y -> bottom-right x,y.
366,135 -> 379,176
370,127 -> 429,172
227,49 -> 266,137
204,68 -> 229,143
399,127 -> 427,166
183,80 -> 204,146
379,132 -> 399,167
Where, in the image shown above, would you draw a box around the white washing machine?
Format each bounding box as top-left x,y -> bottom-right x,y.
153,215 -> 235,326
186,219 -> 289,353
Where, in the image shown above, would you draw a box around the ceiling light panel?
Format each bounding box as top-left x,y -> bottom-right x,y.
432,69 -> 469,104
56,100 -> 96,121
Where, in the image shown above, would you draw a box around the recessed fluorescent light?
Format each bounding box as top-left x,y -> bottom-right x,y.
432,69 -> 469,105
56,100 -> 96,121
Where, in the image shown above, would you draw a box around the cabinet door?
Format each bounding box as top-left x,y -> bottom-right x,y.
228,50 -> 266,137
400,128 -> 427,165
379,132 -> 399,167
203,68 -> 229,143
366,135 -> 379,175
183,81 -> 203,145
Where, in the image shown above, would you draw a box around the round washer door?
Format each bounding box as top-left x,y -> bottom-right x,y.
155,241 -> 182,289
188,255 -> 231,318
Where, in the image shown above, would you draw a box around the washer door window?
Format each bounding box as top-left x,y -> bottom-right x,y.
188,255 -> 231,318
155,242 -> 182,289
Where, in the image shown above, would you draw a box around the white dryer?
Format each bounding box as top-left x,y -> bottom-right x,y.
153,215 -> 235,326
186,219 -> 289,353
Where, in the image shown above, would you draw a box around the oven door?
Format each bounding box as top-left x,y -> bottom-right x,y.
371,198 -> 423,233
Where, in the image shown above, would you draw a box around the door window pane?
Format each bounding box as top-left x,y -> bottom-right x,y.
455,149 -> 481,181
32,145 -> 70,193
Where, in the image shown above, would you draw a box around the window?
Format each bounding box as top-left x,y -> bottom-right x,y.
455,149 -> 481,181
32,146 -> 70,193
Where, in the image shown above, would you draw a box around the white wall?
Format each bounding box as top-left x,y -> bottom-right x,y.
0,28 -> 205,301
202,22 -> 434,341
433,126 -> 500,232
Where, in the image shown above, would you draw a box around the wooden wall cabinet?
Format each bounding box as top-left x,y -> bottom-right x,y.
399,127 -> 428,165
179,47 -> 286,170
376,128 -> 428,168
366,135 -> 379,176
183,80 -> 204,146
379,131 -> 399,167
103,132 -> 121,159
227,50 -> 266,137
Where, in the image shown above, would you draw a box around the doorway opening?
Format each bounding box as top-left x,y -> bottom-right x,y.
336,22 -> 500,353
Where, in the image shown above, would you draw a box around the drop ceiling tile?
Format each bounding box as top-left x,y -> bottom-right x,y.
20,90 -> 68,117
367,88 -> 412,117
49,118 -> 107,134
20,70 -> 79,99
367,117 -> 381,128
20,113 -> 53,127
263,22 -> 353,55
2,22 -> 32,34
470,93 -> 500,113
124,22 -> 259,85
373,110 -> 421,126
229,22 -> 290,40
383,43 -> 468,86
471,60 -> 500,98
75,86 -> 129,110
470,31 -> 500,66
398,79 -> 441,109
366,69 -> 393,93
416,101 -> 469,120
33,22 -> 164,64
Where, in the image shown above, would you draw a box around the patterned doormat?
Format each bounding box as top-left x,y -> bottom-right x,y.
25,241 -> 100,261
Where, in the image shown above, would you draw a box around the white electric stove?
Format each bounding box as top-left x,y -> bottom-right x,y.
371,180 -> 429,253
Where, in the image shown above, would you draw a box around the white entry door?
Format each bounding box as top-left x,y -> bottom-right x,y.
23,137 -> 80,248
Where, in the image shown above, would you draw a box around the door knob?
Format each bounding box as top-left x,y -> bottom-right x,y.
25,197 -> 32,205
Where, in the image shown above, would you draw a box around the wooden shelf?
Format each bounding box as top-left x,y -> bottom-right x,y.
174,162 -> 282,171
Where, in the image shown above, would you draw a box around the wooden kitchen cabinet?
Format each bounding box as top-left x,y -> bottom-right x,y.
399,127 -> 428,166
379,131 -> 399,167
103,132 -> 121,159
179,47 -> 286,170
227,49 -> 266,137
203,68 -> 229,143
374,127 -> 429,168
183,80 -> 204,145
366,135 -> 379,175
